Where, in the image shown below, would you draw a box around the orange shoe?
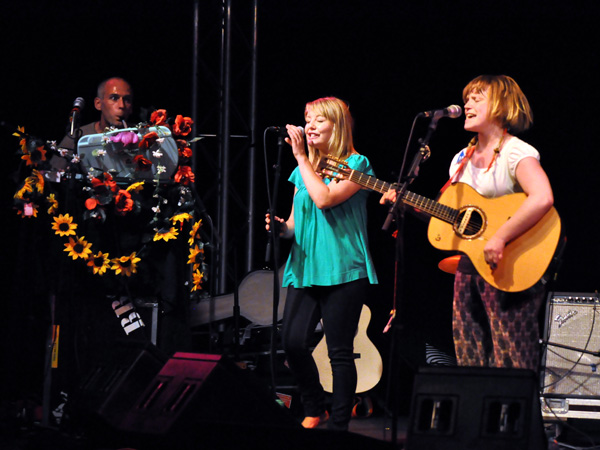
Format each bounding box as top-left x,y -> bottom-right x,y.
301,411 -> 329,428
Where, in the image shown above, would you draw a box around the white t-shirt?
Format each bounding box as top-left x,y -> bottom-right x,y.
448,135 -> 540,198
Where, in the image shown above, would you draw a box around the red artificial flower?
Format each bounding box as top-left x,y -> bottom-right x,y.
133,155 -> 153,171
114,189 -> 134,216
173,115 -> 193,136
85,197 -> 99,210
174,166 -> 195,185
176,139 -> 192,160
91,172 -> 118,195
139,131 -> 159,150
150,109 -> 168,126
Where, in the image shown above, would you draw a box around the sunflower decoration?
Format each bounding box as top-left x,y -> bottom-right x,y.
187,243 -> 205,271
21,141 -> 48,167
64,236 -> 93,260
87,251 -> 111,275
171,212 -> 193,229
111,252 -> 141,277
13,170 -> 46,217
191,268 -> 205,292
188,220 -> 203,245
52,214 -> 78,237
126,181 -> 145,193
153,226 -> 179,242
46,193 -> 59,215
11,112 -> 207,293
13,126 -> 27,152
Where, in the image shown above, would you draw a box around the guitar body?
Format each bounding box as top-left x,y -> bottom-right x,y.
318,156 -> 562,292
312,304 -> 383,394
427,183 -> 561,292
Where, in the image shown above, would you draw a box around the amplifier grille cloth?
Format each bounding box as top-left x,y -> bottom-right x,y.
542,293 -> 600,397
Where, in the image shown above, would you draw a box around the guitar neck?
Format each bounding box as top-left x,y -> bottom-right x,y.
346,169 -> 457,224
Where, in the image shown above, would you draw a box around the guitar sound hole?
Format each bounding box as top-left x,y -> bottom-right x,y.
454,207 -> 484,239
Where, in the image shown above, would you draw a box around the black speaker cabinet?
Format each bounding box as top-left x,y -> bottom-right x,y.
71,340 -> 167,420
103,352 -> 301,447
540,292 -> 600,420
406,366 -> 546,450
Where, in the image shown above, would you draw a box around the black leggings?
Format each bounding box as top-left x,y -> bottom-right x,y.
281,278 -> 368,431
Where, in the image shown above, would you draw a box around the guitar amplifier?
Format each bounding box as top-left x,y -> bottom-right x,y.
540,292 -> 600,420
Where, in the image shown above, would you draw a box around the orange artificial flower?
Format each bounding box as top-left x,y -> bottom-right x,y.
139,131 -> 159,150
133,155 -> 153,171
173,115 -> 193,136
85,197 -> 99,210
150,109 -> 168,126
174,166 -> 195,185
114,189 -> 134,216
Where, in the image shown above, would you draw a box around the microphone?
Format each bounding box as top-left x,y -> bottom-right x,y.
419,105 -> 462,119
268,125 -> 305,138
69,97 -> 85,136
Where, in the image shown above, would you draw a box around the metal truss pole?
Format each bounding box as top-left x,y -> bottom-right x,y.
190,0 -> 257,294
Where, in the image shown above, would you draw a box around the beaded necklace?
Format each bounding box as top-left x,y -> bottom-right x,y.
440,129 -> 507,193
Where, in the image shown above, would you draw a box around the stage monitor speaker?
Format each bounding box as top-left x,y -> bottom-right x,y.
103,352 -> 301,448
72,340 -> 167,413
406,366 -> 546,450
540,292 -> 600,419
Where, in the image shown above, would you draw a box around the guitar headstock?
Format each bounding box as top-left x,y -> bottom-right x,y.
316,155 -> 351,183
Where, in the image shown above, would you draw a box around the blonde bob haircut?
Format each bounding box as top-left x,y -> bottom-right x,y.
304,97 -> 356,167
462,75 -> 533,134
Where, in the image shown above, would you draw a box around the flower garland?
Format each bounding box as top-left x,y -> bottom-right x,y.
12,110 -> 207,293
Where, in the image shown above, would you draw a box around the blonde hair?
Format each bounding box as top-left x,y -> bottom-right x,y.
462,75 -> 533,134
304,97 -> 356,166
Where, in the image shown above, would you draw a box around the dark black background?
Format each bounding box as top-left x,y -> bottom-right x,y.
1,0 -> 599,408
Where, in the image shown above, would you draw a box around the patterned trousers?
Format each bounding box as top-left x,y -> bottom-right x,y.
452,270 -> 546,370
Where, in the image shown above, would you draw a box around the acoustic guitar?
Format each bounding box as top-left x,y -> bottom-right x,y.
312,304 -> 383,394
318,155 -> 562,292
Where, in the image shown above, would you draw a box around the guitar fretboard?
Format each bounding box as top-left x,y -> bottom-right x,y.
347,170 -> 458,225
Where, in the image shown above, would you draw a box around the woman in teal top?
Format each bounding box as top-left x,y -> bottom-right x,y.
266,97 -> 377,431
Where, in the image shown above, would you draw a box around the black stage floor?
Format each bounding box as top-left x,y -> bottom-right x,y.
3,406 -> 600,450
0,409 -> 403,450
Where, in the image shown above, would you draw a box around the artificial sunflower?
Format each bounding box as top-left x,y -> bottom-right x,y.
14,180 -> 34,200
111,252 -> 141,277
21,145 -> 47,166
188,219 -> 203,245
153,226 -> 179,242
47,193 -> 59,215
52,214 -> 77,236
171,212 -> 192,228
87,251 -> 111,275
64,236 -> 93,260
126,181 -> 145,193
187,243 -> 204,271
191,268 -> 204,292
30,169 -> 45,193
13,126 -> 26,152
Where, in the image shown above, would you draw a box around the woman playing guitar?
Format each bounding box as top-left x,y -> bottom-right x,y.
382,75 -> 554,370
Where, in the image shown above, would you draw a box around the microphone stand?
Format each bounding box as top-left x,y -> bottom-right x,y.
384,114 -> 439,446
265,133 -> 286,398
